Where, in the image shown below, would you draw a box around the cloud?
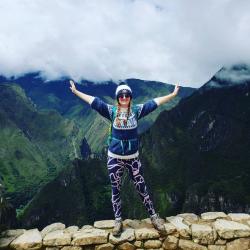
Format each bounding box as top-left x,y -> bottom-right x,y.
216,65 -> 250,83
0,0 -> 250,87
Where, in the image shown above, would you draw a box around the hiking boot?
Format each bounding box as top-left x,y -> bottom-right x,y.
112,219 -> 123,237
150,213 -> 166,233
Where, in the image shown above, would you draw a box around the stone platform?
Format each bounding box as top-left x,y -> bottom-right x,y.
1,212 -> 250,250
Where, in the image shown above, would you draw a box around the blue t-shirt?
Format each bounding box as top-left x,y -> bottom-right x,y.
90,97 -> 158,158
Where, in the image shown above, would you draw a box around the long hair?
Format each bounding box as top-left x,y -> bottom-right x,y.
114,100 -> 132,127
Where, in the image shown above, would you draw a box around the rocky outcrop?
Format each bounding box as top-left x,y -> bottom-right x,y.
1,212 -> 250,250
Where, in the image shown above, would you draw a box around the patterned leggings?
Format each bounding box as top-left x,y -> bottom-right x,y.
107,155 -> 156,219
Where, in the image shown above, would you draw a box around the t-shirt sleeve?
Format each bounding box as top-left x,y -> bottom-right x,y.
90,97 -> 113,121
137,99 -> 159,120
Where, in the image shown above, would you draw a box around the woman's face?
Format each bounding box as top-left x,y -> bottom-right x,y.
118,94 -> 131,107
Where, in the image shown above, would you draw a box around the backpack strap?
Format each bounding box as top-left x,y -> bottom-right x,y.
132,105 -> 138,119
112,106 -> 117,121
107,106 -> 117,146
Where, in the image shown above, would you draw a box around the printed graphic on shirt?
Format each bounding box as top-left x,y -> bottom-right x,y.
113,111 -> 137,130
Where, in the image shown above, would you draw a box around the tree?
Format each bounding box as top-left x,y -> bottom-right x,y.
0,182 -> 17,232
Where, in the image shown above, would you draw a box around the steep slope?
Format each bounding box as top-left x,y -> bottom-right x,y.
140,80 -> 250,215
16,81 -> 250,229
13,66 -> 250,228
0,83 -> 88,206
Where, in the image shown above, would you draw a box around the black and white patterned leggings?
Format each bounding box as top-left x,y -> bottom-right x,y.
107,155 -> 156,219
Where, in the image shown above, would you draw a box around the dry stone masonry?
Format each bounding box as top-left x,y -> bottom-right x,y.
1,212 -> 250,250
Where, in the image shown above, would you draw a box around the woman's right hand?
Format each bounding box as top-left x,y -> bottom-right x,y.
69,80 -> 77,94
68,80 -> 94,104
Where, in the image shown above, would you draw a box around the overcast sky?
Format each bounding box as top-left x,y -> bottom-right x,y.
0,0 -> 250,87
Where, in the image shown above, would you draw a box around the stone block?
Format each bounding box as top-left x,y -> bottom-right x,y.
213,219 -> 250,239
9,229 -> 42,250
72,228 -> 108,246
134,228 -> 160,240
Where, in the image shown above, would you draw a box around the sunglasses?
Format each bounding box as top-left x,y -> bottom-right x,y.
118,93 -> 131,99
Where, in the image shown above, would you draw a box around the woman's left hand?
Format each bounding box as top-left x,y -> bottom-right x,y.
172,84 -> 180,96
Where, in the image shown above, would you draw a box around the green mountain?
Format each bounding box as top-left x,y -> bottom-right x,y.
140,81 -> 250,215
4,66 -> 250,229
0,83 -> 87,206
16,79 -> 250,230
0,76 -> 195,229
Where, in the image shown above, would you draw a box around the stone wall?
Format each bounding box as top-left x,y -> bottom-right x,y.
1,212 -> 250,250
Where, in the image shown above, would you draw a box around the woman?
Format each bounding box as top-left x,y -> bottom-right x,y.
69,80 -> 180,236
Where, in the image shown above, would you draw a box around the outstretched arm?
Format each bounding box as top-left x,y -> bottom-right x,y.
154,84 -> 180,106
69,80 -> 113,121
69,80 -> 95,105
